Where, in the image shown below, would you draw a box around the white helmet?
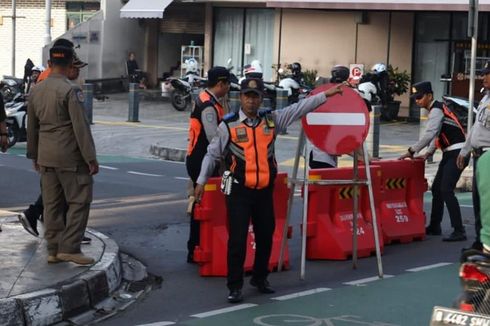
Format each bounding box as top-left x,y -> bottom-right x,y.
371,63 -> 386,73
357,81 -> 377,103
185,58 -> 199,73
244,59 -> 263,77
32,65 -> 45,72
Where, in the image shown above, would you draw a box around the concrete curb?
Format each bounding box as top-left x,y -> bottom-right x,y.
0,229 -> 121,326
150,144 -> 186,162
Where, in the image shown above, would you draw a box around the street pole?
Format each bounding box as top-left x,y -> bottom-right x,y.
44,0 -> 52,46
11,0 -> 16,76
468,0 -> 479,131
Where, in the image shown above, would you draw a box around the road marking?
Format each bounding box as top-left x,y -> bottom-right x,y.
271,288 -> 332,301
94,120 -> 187,131
17,154 -> 26,157
174,177 -> 189,181
406,263 -> 453,272
190,303 -> 257,318
127,171 -> 163,177
343,275 -> 394,286
134,322 -> 176,326
99,165 -> 119,170
461,205 -> 473,208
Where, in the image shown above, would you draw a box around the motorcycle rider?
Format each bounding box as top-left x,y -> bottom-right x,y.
25,65 -> 45,94
399,81 -> 468,242
185,66 -> 231,263
371,63 -> 389,106
457,60 -> 490,251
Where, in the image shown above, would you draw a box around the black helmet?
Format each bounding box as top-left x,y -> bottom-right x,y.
331,65 -> 349,83
290,62 -> 302,75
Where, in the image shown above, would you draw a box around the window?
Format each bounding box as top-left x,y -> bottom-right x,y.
66,1 -> 100,30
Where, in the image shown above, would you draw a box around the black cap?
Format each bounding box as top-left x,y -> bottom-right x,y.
481,61 -> 490,76
240,78 -> 264,96
207,66 -> 230,86
53,38 -> 74,49
410,81 -> 433,99
73,52 -> 88,68
49,46 -> 74,65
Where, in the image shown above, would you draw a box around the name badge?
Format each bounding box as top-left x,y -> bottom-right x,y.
235,127 -> 248,143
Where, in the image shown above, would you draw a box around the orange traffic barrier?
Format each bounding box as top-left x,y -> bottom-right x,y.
193,173 -> 291,276
305,166 -> 384,260
375,159 -> 427,244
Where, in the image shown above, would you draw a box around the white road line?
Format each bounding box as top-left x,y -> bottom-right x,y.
17,154 -> 26,157
271,288 -> 331,301
99,165 -> 119,170
190,303 -> 257,318
134,322 -> 176,326
127,171 -> 163,177
461,205 -> 473,208
406,263 -> 453,272
343,275 -> 394,286
174,177 -> 189,181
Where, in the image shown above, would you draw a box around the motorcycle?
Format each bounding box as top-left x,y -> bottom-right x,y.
168,58 -> 207,111
277,62 -> 312,104
442,95 -> 478,132
430,250 -> 490,326
1,76 -> 25,103
4,93 -> 27,148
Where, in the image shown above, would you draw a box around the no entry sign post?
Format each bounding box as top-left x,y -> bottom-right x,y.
277,84 -> 384,280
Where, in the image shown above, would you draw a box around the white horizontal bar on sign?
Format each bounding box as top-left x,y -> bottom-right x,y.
272,288 -> 331,301
306,112 -> 366,126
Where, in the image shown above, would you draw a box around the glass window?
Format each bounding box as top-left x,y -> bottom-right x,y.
66,1 -> 100,30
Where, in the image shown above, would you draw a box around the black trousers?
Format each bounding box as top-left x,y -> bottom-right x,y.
186,157 -> 201,255
225,184 -> 275,290
473,157 -> 482,243
429,149 -> 466,232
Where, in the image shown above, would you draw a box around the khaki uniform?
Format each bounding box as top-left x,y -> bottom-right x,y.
27,73 -> 96,255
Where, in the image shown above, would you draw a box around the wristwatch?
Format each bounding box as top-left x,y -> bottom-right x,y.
407,147 -> 415,156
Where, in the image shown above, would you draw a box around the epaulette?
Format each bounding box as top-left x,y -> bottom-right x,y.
258,108 -> 273,118
223,111 -> 239,122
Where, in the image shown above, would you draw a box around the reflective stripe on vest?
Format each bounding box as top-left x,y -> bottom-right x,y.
186,90 -> 224,156
226,116 -> 276,189
434,103 -> 466,150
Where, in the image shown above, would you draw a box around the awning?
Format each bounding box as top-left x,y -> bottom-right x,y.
120,0 -> 173,19
266,0 -> 490,11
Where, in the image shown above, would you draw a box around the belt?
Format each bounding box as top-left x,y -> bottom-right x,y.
443,142 -> 465,152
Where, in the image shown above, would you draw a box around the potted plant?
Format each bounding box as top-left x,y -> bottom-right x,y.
381,65 -> 411,121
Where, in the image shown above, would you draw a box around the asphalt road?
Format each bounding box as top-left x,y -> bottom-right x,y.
0,144 -> 478,326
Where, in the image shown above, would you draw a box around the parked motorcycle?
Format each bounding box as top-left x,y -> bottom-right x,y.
168,58 -> 207,111
430,250 -> 490,325
1,76 -> 25,103
277,62 -> 311,104
4,93 -> 27,148
443,95 -> 478,132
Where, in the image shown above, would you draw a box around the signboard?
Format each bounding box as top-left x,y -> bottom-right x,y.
302,83 -> 369,155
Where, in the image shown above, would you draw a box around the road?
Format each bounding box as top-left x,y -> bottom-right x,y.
0,142 -> 476,326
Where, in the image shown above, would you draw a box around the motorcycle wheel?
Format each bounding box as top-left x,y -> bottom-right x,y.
171,90 -> 190,111
7,123 -> 18,148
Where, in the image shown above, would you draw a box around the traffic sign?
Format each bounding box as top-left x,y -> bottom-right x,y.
350,64 -> 364,78
302,83 -> 369,155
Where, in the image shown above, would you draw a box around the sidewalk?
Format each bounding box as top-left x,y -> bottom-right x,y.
0,211 -> 137,326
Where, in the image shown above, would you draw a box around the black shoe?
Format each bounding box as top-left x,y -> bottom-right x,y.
426,225 -> 442,236
462,241 -> 483,251
18,213 -> 39,237
443,231 -> 467,242
81,236 -> 92,245
250,278 -> 275,294
227,289 -> 243,303
187,252 -> 196,264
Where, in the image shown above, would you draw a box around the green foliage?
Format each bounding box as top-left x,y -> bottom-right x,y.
387,65 -> 411,102
302,69 -> 318,88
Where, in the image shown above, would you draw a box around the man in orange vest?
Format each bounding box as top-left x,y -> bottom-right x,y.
185,66 -> 230,263
194,78 -> 344,303
399,81 -> 468,241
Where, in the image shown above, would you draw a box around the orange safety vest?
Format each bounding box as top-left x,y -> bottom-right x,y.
186,90 -> 224,160
37,67 -> 52,83
433,101 -> 466,150
224,112 -> 277,189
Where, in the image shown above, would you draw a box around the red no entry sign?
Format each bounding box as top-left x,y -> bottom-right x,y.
302,83 -> 369,155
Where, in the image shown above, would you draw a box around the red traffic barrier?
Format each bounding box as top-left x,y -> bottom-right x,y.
375,159 -> 427,244
305,166 -> 384,260
193,173 -> 291,276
